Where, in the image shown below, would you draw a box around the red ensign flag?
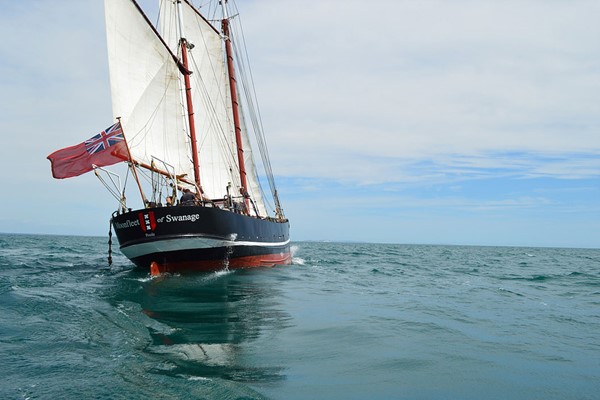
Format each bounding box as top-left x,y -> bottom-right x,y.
47,122 -> 128,179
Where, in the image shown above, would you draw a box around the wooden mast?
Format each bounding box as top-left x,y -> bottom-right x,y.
221,1 -> 249,210
176,0 -> 202,191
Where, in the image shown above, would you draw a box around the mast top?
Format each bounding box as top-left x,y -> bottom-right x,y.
220,0 -> 230,20
176,0 -> 187,42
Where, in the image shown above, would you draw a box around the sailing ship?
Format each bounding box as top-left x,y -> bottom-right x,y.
48,0 -> 291,274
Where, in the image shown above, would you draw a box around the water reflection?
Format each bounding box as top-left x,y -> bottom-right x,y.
111,268 -> 291,383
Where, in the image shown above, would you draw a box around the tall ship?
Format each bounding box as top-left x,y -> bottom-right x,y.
48,0 -> 291,275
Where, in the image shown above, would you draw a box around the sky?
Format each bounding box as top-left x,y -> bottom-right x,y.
0,0 -> 599,248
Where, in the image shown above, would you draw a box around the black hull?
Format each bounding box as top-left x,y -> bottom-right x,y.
111,205 -> 291,274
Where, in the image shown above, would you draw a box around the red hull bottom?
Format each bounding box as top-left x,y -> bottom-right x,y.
150,251 -> 292,276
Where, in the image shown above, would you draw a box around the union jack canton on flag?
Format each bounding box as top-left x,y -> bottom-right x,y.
85,123 -> 125,155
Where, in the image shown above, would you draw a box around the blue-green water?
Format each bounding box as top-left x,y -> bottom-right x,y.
1,233 -> 599,399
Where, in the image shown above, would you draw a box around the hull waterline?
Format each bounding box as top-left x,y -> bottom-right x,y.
111,205 -> 291,274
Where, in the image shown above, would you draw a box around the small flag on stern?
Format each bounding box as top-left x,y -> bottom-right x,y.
47,122 -> 128,179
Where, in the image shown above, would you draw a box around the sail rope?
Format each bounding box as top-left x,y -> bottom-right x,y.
231,40 -> 276,214
94,168 -> 125,206
188,51 -> 239,170
187,53 -> 243,196
184,8 -> 252,199
197,0 -> 219,20
229,2 -> 277,181
227,1 -> 282,215
123,73 -> 178,150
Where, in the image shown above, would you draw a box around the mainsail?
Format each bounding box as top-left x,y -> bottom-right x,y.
105,0 -> 192,182
105,0 -> 267,216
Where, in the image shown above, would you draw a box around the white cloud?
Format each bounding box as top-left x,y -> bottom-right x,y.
233,0 -> 600,183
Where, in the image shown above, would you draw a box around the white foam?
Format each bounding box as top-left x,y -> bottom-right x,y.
290,245 -> 300,257
290,245 -> 305,265
293,257 -> 306,265
212,269 -> 232,278
186,376 -> 211,382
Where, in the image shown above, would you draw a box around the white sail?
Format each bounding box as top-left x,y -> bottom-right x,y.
159,0 -> 268,216
104,0 -> 192,181
105,0 -> 269,216
239,104 -> 269,216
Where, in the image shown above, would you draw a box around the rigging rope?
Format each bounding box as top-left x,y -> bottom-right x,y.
189,52 -> 239,169
227,1 -> 281,214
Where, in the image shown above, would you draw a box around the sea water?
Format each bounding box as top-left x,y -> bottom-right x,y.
0,233 -> 598,399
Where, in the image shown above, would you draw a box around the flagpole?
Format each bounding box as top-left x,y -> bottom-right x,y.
118,118 -> 147,207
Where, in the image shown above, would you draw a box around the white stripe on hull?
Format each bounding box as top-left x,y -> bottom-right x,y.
120,236 -> 290,259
